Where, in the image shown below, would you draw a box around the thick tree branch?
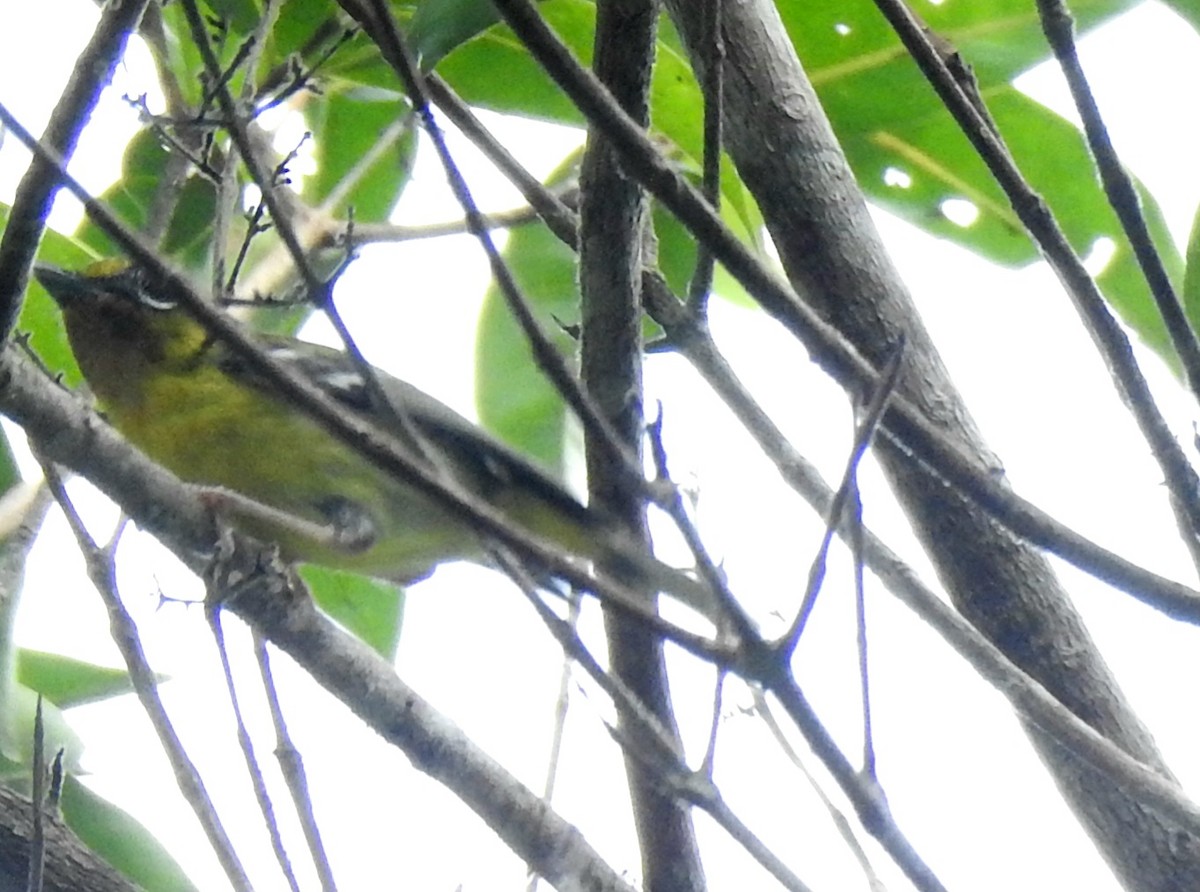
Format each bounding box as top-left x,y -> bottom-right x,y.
579,1 -> 705,889
660,0 -> 1200,887
0,784 -> 140,892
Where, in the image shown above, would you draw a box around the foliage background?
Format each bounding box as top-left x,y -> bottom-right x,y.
3,0 -> 1200,889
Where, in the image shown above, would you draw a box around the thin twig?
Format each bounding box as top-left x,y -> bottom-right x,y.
424,74 -> 580,247
206,604 -> 302,892
212,0 -> 283,294
526,589 -> 581,892
699,668 -> 726,778
751,689 -> 886,888
686,0 -> 724,315
255,27 -> 358,115
502,551 -> 814,892
37,461 -> 253,892
850,476 -> 874,779
253,633 -> 338,892
178,0 -> 321,296
870,0 -> 1200,575
329,202 -> 565,245
782,336 -> 906,653
1035,0 -> 1200,394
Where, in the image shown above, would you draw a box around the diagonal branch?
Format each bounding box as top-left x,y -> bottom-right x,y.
661,0 -> 1200,887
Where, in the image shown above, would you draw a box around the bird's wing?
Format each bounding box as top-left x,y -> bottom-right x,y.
227,334 -> 598,528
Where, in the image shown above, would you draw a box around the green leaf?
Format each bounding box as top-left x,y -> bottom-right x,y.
16,650 -> 147,709
269,0 -> 343,60
412,0 -> 594,124
157,0 -> 264,104
155,3 -> 210,107
776,0 -> 1188,361
1182,200 -> 1200,333
74,128 -> 218,274
651,180 -> 760,308
410,0 -> 505,67
300,565 -> 404,659
325,1 -> 765,242
438,9 -> 767,252
61,776 -> 199,892
786,0 -> 1137,99
846,86 -> 1182,361
0,684 -> 84,777
3,210 -> 97,385
304,88 -> 417,222
474,206 -> 580,472
1097,182 -> 1186,359
1164,0 -> 1200,32
203,0 -> 263,36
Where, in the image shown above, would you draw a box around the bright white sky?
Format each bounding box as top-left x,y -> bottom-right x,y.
3,1 -> 1200,890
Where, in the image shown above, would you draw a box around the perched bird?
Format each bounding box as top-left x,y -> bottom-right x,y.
34,259 -> 716,618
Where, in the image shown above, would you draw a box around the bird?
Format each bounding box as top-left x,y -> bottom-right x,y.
34,259 -> 718,620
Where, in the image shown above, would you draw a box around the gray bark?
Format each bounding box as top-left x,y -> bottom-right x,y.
660,0 -> 1200,887
581,1 -> 706,888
